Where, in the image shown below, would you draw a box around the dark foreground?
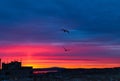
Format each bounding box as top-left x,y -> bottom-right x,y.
1,61 -> 120,81
33,67 -> 120,81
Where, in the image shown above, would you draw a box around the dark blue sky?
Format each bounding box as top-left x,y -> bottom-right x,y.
0,0 -> 120,68
0,0 -> 120,43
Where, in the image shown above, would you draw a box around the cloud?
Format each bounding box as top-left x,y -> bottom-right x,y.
0,0 -> 120,68
0,0 -> 120,45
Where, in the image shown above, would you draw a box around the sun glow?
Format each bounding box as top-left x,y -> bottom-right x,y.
0,44 -> 120,68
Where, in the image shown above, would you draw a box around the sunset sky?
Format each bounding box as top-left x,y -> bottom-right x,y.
0,0 -> 120,68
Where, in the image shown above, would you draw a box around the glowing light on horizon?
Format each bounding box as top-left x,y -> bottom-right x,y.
0,44 -> 120,68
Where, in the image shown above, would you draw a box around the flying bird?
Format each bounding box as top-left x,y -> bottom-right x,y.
61,28 -> 70,34
63,47 -> 70,52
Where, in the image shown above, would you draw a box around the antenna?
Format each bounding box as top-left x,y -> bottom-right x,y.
6,58 -> 8,63
20,58 -> 22,62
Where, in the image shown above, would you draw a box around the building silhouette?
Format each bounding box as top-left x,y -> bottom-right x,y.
0,58 -> 1,70
0,59 -> 120,81
0,61 -> 33,81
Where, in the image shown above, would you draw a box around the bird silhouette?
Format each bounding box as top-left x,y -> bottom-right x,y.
61,28 -> 70,34
63,47 -> 70,52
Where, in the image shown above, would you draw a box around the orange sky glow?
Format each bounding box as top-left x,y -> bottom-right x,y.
0,44 -> 120,68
